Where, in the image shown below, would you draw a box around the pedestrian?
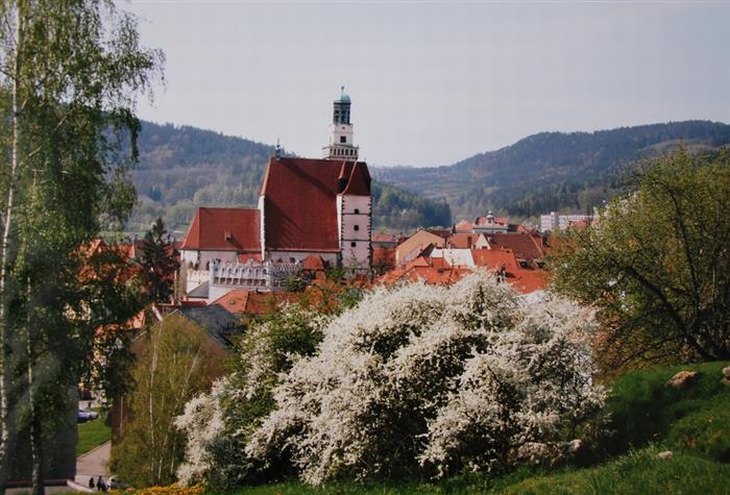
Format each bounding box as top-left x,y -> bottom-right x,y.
88,477 -> 95,490
97,475 -> 107,492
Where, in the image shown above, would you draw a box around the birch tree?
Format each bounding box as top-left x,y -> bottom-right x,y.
0,1 -> 162,492
110,314 -> 220,487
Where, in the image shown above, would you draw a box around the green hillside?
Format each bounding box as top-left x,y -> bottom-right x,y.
126,120 -> 730,235
127,362 -> 728,495
371,120 -> 730,221
126,122 -> 451,235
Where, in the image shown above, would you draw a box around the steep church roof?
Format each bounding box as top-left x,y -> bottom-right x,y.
260,157 -> 371,252
181,207 -> 261,252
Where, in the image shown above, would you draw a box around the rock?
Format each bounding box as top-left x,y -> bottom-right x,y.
666,370 -> 699,389
723,366 -> 730,380
657,450 -> 673,461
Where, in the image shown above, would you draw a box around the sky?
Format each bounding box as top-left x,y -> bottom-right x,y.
123,1 -> 730,168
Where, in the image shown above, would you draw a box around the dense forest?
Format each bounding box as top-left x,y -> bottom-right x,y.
126,122 -> 451,234
372,120 -> 730,221
126,120 -> 730,235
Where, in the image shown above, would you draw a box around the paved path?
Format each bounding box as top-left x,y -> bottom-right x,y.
7,425 -> 111,494
75,441 -> 111,491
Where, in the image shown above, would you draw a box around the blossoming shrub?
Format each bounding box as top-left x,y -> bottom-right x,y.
175,302 -> 330,489
246,272 -> 606,485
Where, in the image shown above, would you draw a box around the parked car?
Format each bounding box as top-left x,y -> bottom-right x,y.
77,409 -> 99,423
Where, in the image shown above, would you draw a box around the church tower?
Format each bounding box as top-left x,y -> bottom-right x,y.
323,87 -> 359,160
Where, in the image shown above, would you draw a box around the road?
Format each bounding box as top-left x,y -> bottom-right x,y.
75,441 -> 111,491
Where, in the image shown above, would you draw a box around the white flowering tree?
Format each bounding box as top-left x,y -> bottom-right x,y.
175,302 -> 330,489
244,273 -> 606,485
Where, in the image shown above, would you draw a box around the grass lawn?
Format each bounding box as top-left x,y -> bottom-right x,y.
121,361 -> 730,495
77,411 -> 111,456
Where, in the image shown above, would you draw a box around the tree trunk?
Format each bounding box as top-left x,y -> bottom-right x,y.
30,409 -> 44,495
0,5 -> 22,494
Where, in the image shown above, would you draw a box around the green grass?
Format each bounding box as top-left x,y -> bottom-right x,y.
77,411 -> 111,456
501,447 -> 730,495
604,360 -> 730,460
130,361 -> 730,495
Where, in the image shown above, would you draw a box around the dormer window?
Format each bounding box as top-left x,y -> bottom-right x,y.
224,231 -> 232,241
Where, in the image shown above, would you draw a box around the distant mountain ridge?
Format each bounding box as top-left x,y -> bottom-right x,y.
371,120 -> 730,221
127,122 -> 450,234
126,120 -> 730,234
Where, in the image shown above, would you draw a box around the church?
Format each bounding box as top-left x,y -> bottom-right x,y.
180,90 -> 373,298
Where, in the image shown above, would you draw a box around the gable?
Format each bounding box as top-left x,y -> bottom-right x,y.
181,207 -> 261,252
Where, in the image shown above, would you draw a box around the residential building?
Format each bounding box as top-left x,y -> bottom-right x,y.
540,211 -> 593,232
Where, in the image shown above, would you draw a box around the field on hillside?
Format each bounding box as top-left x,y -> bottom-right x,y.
118,361 -> 730,495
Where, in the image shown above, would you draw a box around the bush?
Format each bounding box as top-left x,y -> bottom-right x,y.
175,302 -> 329,488
246,273 -> 606,485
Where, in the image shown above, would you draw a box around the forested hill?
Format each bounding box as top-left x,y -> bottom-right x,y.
371,120 -> 730,221
127,122 -> 451,234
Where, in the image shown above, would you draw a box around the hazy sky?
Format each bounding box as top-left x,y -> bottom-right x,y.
123,1 -> 730,167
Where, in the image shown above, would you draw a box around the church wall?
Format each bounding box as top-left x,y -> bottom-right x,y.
181,249 -> 239,270
337,195 -> 372,270
266,249 -> 338,266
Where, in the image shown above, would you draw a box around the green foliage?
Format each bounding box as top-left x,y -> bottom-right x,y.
176,289 -> 364,490
372,121 -> 730,221
76,412 -> 111,456
500,447 -> 730,495
372,182 -> 452,230
0,0 -> 162,487
111,314 -> 220,487
206,304 -> 327,489
201,362 -> 730,495
550,148 -> 730,368
140,217 -> 180,303
126,123 -> 275,233
667,401 -> 730,463
605,361 -> 730,460
125,121 -> 452,233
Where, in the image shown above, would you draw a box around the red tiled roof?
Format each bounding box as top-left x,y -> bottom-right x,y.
471,248 -> 520,272
342,161 -> 371,196
261,157 -> 371,252
512,269 -> 548,294
484,232 -> 544,262
181,207 -> 261,253
302,254 -> 326,271
211,289 -> 295,316
372,232 -> 399,245
453,220 -> 473,232
378,256 -> 470,286
449,232 -> 479,249
470,248 -> 547,294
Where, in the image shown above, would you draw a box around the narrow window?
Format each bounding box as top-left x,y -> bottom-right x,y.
350,241 -> 357,248
354,208 -> 360,214
354,225 -> 359,231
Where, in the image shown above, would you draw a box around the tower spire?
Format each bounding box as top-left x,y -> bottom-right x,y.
323,87 -> 359,160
